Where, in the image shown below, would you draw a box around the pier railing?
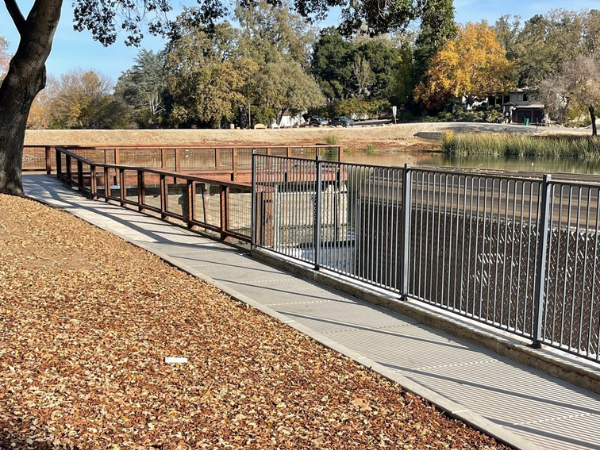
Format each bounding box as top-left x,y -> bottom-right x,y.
25,144 -> 343,178
55,147 -> 253,242
252,154 -> 600,363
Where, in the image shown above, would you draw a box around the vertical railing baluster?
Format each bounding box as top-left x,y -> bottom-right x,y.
400,164 -> 412,300
533,175 -> 552,348
314,157 -> 323,270
251,151 -> 257,247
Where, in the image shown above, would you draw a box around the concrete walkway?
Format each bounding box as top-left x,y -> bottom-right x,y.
24,174 -> 600,450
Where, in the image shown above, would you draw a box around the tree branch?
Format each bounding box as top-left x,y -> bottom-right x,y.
5,0 -> 27,36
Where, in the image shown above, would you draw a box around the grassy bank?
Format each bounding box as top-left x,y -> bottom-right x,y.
442,132 -> 600,160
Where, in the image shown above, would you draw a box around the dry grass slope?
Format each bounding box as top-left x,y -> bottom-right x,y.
0,194 -> 509,449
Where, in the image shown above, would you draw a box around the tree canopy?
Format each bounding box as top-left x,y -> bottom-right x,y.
414,22 -> 514,109
538,56 -> 600,136
0,0 -> 455,194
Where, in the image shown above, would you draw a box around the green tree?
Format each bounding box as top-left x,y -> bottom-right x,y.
165,16 -> 258,128
1,0 -> 456,194
235,0 -> 316,67
355,38 -> 402,99
311,28 -> 356,101
255,61 -> 324,124
497,10 -> 590,87
116,49 -> 167,128
412,0 -> 457,87
391,41 -> 414,104
49,69 -> 130,129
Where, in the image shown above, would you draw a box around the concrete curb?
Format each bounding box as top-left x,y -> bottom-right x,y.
25,188 -> 541,450
252,248 -> 600,396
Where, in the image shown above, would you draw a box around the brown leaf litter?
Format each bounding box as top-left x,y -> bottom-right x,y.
0,194 -> 510,449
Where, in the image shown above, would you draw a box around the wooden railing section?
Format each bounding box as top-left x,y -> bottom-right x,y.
25,144 -> 344,181
55,147 -> 255,243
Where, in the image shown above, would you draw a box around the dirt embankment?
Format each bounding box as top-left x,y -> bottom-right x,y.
24,122 -> 586,151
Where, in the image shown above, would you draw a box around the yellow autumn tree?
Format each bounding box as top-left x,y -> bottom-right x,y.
415,22 -> 514,108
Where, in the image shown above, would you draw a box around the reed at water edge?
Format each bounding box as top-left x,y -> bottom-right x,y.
442,132 -> 600,160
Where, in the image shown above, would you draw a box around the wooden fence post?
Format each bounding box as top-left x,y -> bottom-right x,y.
45,146 -> 52,174
220,185 -> 229,241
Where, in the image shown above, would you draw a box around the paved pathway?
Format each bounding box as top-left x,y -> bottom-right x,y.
24,174 -> 600,450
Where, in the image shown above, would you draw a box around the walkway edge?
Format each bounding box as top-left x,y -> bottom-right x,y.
26,191 -> 540,450
252,248 -> 600,396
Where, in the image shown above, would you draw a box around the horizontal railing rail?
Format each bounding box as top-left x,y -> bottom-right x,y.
26,144 -> 344,178
56,147 -> 253,242
252,154 -> 600,363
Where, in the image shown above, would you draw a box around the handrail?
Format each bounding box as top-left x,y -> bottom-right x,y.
55,146 -> 253,243
24,143 -> 344,176
56,147 -> 251,189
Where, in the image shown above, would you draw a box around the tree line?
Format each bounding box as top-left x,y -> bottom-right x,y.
10,7 -> 600,132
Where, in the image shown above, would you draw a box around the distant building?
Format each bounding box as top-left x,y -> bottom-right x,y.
501,89 -> 545,124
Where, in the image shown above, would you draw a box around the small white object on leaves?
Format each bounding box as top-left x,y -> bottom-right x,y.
164,357 -> 188,364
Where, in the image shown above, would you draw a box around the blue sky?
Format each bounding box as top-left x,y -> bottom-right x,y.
1,0 -> 599,82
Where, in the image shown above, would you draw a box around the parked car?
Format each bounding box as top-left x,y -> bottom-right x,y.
309,116 -> 329,127
331,116 -> 354,127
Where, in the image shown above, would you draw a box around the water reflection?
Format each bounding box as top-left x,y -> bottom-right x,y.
343,150 -> 600,175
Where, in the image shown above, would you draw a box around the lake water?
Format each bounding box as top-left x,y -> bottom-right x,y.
342,150 -> 600,176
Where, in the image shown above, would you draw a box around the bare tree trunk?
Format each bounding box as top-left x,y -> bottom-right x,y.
0,0 -> 63,195
589,105 -> 597,137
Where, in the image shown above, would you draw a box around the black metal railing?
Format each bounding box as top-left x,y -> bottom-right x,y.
252,154 -> 600,362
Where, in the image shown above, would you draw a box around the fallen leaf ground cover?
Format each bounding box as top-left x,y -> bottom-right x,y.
0,194 -> 510,449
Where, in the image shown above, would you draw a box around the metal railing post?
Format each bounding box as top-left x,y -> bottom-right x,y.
532,174 -> 552,348
251,151 -> 257,248
314,156 -> 323,270
400,164 -> 412,300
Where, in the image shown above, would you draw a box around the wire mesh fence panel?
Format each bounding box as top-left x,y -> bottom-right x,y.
236,148 -> 256,171
73,149 -> 107,164
22,147 -> 46,170
179,149 -> 217,171
166,176 -> 188,218
142,171 -> 162,211
218,149 -> 233,170
543,182 -> 600,360
120,148 -> 163,168
122,170 -> 139,204
108,169 -> 121,200
227,186 -> 252,238
193,182 -> 222,229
